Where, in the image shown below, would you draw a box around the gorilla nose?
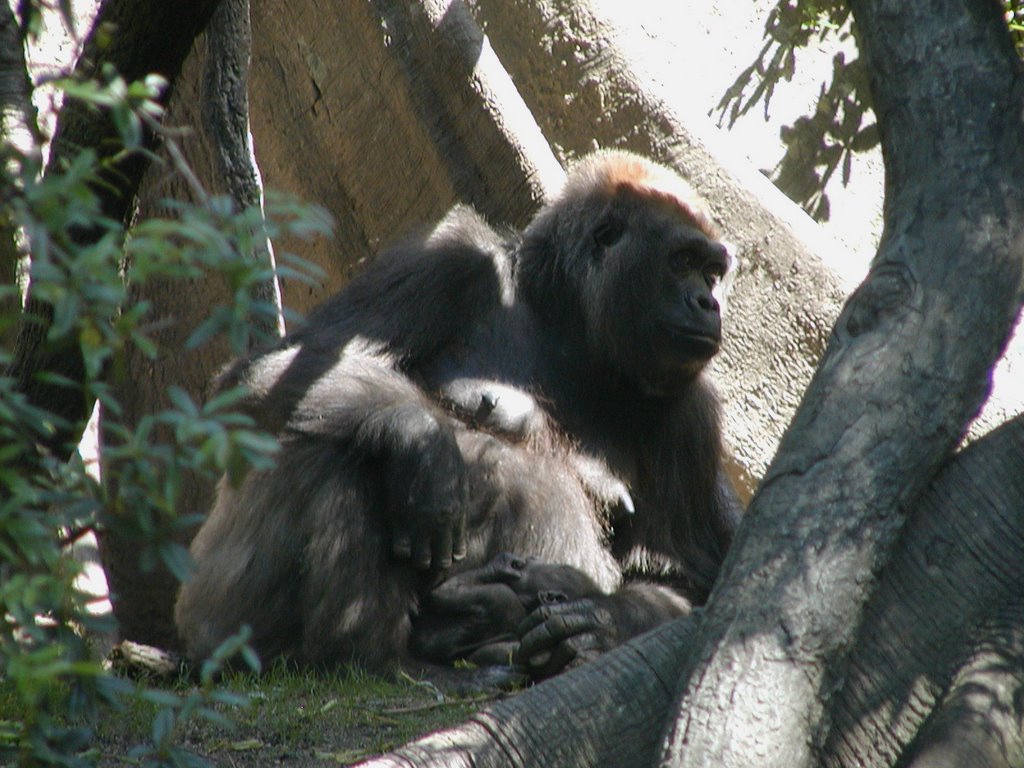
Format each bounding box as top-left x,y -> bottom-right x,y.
690,292 -> 719,314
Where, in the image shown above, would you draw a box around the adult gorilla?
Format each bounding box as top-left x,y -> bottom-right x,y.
175,150 -> 743,679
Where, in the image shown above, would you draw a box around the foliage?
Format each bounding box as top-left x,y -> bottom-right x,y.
716,0 -> 1021,221
0,60 -> 331,767
714,1 -> 870,221
1009,0 -> 1024,55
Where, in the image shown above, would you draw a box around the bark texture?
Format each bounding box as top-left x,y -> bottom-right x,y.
0,2 -> 39,346
899,599 -> 1024,768
202,0 -> 282,343
245,0 -> 563,309
657,2 -> 1024,766
822,415 -> 1024,766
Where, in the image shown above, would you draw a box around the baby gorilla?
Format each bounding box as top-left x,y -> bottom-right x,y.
439,377 -> 635,521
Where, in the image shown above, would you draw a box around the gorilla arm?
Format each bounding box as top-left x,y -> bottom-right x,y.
278,342 -> 472,570
204,207 -> 514,572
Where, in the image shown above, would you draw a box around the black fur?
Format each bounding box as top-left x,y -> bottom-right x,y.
175,151 -> 742,676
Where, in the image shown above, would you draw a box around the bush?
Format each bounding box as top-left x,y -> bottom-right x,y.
0,64 -> 329,766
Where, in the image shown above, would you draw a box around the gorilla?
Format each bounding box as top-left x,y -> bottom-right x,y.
174,150 -> 743,680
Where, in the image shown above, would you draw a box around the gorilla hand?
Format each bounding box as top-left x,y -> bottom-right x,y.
516,584 -> 694,679
515,596 -> 619,679
410,554 -> 528,665
410,553 -> 604,665
380,407 -> 468,570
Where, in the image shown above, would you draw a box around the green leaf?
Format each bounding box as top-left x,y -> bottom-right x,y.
151,707 -> 175,748
167,386 -> 199,417
159,543 -> 195,583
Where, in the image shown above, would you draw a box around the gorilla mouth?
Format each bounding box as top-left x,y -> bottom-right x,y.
666,327 -> 720,358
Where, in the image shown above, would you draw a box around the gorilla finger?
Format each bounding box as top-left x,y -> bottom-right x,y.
515,602 -> 552,635
432,527 -> 454,570
522,631 -> 605,679
412,537 -> 434,570
451,516 -> 468,562
425,582 -> 520,615
518,611 -> 602,662
433,555 -> 524,591
545,633 -> 604,676
523,649 -> 552,671
515,600 -> 579,636
466,639 -> 520,667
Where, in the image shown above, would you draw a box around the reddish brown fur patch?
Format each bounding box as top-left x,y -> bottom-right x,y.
614,180 -> 718,239
564,151 -> 718,238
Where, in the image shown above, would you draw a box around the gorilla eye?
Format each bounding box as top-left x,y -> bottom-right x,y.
593,217 -> 625,248
704,266 -> 725,288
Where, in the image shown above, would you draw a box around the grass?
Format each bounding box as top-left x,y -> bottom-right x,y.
1,663 -> 493,766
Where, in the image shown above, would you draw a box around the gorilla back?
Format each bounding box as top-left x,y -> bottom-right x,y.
174,150 -> 742,673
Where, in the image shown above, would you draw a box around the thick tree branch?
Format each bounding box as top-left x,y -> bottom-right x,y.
823,415 -> 1024,767
368,0 -> 564,224
202,0 -> 282,344
0,3 -> 39,345
6,0 -> 222,457
658,3 -> 1024,766
899,599 -> 1024,768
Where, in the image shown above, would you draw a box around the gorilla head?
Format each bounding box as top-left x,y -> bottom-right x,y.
517,151 -> 735,395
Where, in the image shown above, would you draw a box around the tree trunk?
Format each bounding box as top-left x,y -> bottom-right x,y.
99,0 -> 281,649
358,411 -> 1024,768
6,0 -> 221,459
657,2 -> 1024,765
0,3 -> 40,347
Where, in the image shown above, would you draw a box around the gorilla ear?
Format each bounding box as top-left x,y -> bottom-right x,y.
592,213 -> 625,249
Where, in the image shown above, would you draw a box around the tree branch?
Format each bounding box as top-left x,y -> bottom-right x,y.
822,414 -> 1024,767
202,0 -> 283,344
658,2 -> 1024,765
6,0 -> 222,457
0,2 -> 39,346
899,599 -> 1024,768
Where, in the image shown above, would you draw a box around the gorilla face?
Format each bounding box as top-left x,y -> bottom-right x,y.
655,223 -> 732,365
572,192 -> 735,393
